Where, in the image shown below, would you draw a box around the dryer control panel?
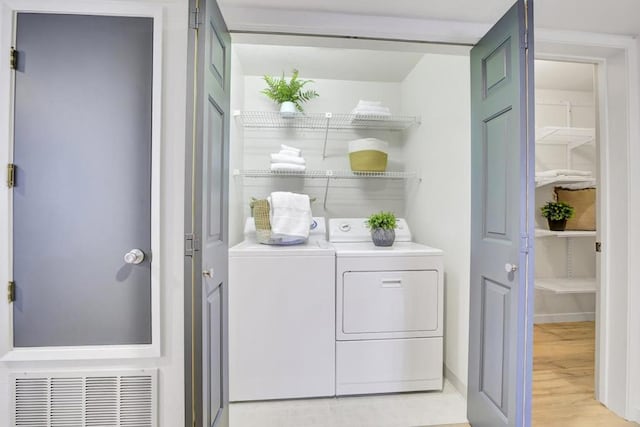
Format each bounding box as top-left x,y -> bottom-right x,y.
329,218 -> 411,243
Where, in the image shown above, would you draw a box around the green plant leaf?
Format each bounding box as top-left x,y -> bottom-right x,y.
366,211 -> 397,230
261,69 -> 319,112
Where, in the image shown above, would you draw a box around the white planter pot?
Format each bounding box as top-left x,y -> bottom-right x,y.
279,101 -> 298,117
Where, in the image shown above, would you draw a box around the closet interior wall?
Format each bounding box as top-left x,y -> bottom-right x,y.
228,40 -> 474,394
534,87 -> 597,323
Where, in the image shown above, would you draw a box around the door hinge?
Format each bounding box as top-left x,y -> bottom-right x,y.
520,235 -> 531,254
7,163 -> 15,188
185,233 -> 200,257
191,7 -> 201,30
10,47 -> 17,70
8,281 -> 15,303
595,241 -> 602,252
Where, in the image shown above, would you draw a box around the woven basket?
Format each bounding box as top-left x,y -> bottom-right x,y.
250,198 -> 272,244
555,187 -> 596,231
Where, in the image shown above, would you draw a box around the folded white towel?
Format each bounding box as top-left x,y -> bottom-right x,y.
557,181 -> 596,190
351,100 -> 392,116
351,108 -> 392,116
281,144 -> 302,155
268,192 -> 312,239
356,100 -> 383,107
279,149 -> 302,158
271,153 -> 306,165
536,169 -> 593,178
271,163 -> 306,172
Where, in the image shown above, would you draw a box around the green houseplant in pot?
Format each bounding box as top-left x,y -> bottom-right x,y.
540,201 -> 575,231
366,211 -> 397,247
261,69 -> 319,117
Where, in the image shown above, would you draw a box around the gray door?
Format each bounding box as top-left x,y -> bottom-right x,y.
12,13 -> 153,347
184,0 -> 230,426
467,1 -> 535,426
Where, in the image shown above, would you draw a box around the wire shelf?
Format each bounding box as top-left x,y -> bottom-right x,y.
234,111 -> 420,131
234,169 -> 416,179
535,126 -> 595,149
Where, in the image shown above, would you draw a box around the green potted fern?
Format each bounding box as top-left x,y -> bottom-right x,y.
366,211 -> 397,247
540,201 -> 575,231
261,69 -> 319,117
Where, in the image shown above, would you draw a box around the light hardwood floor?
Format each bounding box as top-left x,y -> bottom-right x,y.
533,321 -> 638,427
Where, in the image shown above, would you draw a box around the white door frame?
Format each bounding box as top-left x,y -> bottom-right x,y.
535,30 -> 640,422
223,14 -> 640,422
0,0 -> 164,361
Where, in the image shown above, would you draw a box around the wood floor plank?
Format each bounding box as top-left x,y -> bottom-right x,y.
533,321 -> 638,427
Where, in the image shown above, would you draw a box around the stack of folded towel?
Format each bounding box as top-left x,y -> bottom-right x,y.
268,191 -> 312,242
535,169 -> 592,178
351,100 -> 392,117
270,144 -> 306,172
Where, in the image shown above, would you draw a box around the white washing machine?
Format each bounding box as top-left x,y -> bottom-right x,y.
229,217 -> 335,401
329,218 -> 444,396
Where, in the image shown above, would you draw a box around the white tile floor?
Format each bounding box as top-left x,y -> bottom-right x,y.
229,380 -> 468,427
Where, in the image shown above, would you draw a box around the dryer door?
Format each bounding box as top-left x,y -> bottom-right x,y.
340,270 -> 439,339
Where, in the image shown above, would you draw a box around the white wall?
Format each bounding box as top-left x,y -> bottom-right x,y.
230,72 -> 407,239
401,53 -> 471,394
534,88 -> 597,323
0,2 -> 188,426
229,50 -> 246,246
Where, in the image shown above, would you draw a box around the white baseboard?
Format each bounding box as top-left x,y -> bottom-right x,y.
444,365 -> 467,398
534,312 -> 595,324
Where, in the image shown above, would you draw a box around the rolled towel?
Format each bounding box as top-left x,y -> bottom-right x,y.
271,153 -> 306,165
281,144 -> 302,155
279,149 -> 302,158
268,191 -> 312,239
271,163 -> 306,172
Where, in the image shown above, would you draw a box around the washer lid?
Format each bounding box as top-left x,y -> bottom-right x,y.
229,239 -> 335,257
332,241 -> 443,257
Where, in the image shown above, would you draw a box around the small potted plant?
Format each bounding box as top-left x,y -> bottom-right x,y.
540,201 -> 575,231
366,211 -> 397,247
261,69 -> 319,117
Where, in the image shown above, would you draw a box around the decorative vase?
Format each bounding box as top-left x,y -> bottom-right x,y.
279,101 -> 297,118
547,218 -> 567,231
371,228 -> 395,247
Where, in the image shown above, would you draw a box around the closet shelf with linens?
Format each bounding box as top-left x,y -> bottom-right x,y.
233,109 -> 420,159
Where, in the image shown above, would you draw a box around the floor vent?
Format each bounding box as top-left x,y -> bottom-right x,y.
11,369 -> 157,427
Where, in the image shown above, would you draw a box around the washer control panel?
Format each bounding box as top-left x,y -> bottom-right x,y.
329,218 -> 411,243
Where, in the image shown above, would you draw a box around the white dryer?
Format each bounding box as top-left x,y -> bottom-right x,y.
229,217 -> 335,401
329,218 -> 444,396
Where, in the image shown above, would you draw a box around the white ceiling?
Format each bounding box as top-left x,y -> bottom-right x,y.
219,0 -> 640,37
235,43 -> 595,91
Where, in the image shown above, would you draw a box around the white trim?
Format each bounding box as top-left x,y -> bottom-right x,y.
220,5 -> 488,45
624,36 -> 640,422
0,0 -> 164,361
533,312 -> 596,324
444,364 -> 467,398
536,31 -> 639,422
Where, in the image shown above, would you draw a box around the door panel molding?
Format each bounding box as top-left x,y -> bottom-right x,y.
0,3 -> 164,361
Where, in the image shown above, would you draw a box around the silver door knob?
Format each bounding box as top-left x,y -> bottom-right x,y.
504,263 -> 518,273
124,249 -> 145,265
202,268 -> 214,278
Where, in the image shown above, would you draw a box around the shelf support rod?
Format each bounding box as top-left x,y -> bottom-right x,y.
322,112 -> 332,159
323,170 -> 333,210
